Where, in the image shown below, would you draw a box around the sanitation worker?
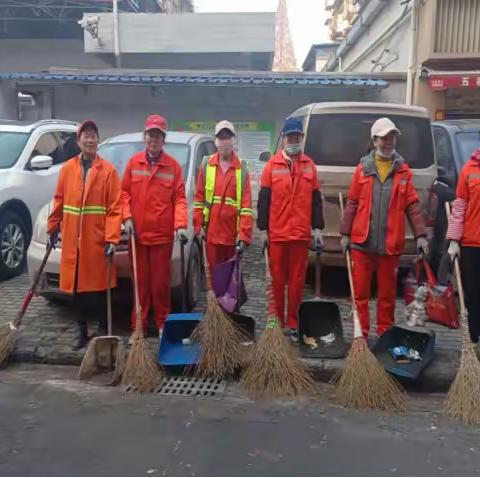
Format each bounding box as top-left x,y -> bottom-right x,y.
47,120 -> 122,350
340,117 -> 429,338
121,115 -> 188,342
257,117 -> 324,343
193,120 -> 253,268
446,146 -> 480,345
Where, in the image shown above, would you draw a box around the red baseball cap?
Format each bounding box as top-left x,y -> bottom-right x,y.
145,115 -> 167,134
77,120 -> 99,138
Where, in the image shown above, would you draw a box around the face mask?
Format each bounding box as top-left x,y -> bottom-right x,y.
285,143 -> 302,156
215,138 -> 235,156
376,147 -> 396,159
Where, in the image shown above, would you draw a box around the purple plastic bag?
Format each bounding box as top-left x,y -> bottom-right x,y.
211,255 -> 247,313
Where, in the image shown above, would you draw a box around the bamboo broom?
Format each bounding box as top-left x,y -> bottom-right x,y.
122,236 -> 164,393
190,241 -> 247,380
0,244 -> 52,367
240,247 -> 313,399
333,192 -> 406,411
444,202 -> 480,425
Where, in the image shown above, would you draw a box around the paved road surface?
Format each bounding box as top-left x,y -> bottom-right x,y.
1,364 -> 479,476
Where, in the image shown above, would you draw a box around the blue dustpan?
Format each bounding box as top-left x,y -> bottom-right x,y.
157,312 -> 203,369
157,242 -> 203,371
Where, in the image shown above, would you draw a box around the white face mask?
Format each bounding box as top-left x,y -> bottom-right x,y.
215,138 -> 235,156
376,147 -> 396,159
285,143 -> 302,156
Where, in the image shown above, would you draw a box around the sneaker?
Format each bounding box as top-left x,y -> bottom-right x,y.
128,335 -> 134,346
289,328 -> 299,344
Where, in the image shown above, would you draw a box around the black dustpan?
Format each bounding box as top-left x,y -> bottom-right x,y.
298,248 -> 346,358
373,325 -> 435,380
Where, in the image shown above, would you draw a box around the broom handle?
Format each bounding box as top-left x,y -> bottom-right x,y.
202,240 -> 213,292
339,192 -> 362,339
107,254 -> 113,337
130,236 -> 143,332
444,202 -> 466,318
13,244 -> 53,328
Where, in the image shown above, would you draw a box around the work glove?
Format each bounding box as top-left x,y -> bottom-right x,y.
448,240 -> 460,262
104,243 -> 116,257
47,230 -> 59,250
260,230 -> 268,252
311,229 -> 324,252
340,235 -> 351,255
124,218 -> 135,239
236,240 -> 247,255
416,237 -> 429,257
176,228 -> 188,245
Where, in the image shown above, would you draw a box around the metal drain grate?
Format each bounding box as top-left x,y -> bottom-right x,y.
158,376 -> 226,398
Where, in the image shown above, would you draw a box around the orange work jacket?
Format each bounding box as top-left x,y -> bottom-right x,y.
260,151 -> 319,242
456,152 -> 480,247
47,155 -> 122,294
193,152 -> 253,246
121,150 -> 188,245
348,162 -> 419,255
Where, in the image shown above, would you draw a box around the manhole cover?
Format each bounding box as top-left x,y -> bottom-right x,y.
158,376 -> 226,398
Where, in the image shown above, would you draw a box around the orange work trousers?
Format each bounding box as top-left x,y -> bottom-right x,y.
269,241 -> 309,329
351,249 -> 400,338
130,242 -> 173,332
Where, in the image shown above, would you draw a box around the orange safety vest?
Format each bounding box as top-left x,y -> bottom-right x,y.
47,155 -> 122,294
193,152 -> 253,246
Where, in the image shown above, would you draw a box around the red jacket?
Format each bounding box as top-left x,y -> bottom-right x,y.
454,150 -> 480,246
259,151 -> 321,242
193,152 -> 252,246
346,162 -> 420,255
121,150 -> 188,245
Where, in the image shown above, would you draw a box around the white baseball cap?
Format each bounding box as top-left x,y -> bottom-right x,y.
371,117 -> 401,138
214,120 -> 236,137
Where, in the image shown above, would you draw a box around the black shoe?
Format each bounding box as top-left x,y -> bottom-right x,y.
72,321 -> 89,351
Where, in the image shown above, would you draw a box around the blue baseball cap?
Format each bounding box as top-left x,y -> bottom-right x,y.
282,117 -> 304,136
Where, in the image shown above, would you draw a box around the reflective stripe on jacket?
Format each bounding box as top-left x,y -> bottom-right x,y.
121,150 -> 188,245
47,155 -> 122,294
193,152 -> 253,245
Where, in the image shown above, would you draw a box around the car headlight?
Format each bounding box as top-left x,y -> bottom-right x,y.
32,203 -> 51,245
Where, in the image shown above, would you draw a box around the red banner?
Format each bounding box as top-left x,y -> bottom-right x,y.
429,74 -> 480,91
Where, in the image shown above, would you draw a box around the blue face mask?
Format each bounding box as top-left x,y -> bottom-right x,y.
285,143 -> 302,156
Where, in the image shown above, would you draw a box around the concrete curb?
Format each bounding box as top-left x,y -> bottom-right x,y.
11,346 -> 459,393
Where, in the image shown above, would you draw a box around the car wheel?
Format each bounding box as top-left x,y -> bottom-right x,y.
0,212 -> 28,280
187,240 -> 204,309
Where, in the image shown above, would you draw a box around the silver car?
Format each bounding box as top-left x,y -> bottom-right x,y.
0,119 -> 79,279
27,131 -> 215,310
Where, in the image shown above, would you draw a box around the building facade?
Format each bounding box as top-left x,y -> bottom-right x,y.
323,0 -> 480,119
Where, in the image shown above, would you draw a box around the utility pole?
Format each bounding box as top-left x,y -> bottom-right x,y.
406,0 -> 418,105
113,0 -> 121,68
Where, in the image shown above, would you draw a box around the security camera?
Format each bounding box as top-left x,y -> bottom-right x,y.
78,15 -> 100,29
78,15 -> 103,46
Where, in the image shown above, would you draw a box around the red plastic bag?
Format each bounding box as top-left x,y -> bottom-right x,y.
404,258 -> 459,329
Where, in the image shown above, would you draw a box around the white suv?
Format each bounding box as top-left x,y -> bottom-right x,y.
0,119 -> 80,280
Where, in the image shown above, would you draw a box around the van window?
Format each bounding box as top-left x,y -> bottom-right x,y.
304,113 -> 435,169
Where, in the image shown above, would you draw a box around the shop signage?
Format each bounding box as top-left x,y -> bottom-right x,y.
429,74 -> 480,91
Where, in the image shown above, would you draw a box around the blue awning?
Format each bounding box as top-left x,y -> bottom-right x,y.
0,71 -> 389,89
